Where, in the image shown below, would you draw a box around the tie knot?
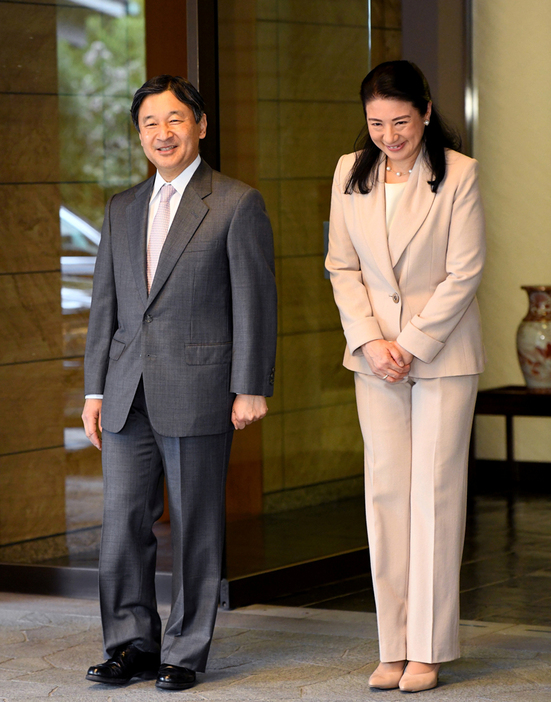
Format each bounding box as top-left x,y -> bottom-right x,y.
160,183 -> 176,202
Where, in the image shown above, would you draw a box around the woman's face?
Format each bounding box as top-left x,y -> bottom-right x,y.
365,98 -> 431,167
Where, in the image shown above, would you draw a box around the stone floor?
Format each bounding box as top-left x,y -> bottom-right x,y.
1,592 -> 551,701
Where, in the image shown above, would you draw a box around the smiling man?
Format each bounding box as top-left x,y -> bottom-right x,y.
81,75 -> 277,691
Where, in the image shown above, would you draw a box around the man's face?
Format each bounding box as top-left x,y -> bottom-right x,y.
138,90 -> 207,181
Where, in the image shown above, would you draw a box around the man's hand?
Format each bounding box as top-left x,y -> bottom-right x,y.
82,398 -> 103,450
231,395 -> 268,430
361,339 -> 411,383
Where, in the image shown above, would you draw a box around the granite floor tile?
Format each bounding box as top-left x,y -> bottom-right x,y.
1,593 -> 550,701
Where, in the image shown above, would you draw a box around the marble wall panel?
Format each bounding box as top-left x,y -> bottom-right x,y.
261,412 -> 284,493
0,95 -> 60,183
279,178 -> 331,256
0,2 -> 57,94
371,0 -> 385,26
219,105 -> 260,186
65,442 -> 102,476
63,358 -> 86,426
0,272 -> 63,364
281,330 -> 354,411
0,448 -> 66,545
382,0 -> 401,27
277,0 -> 368,25
257,20 -> 278,101
278,23 -> 368,102
0,360 -> 64,454
279,101 -> 364,179
257,0 -> 277,20
257,179 -> 281,255
280,255 -> 341,334
62,310 -> 90,358
258,100 -> 280,180
245,0 -> 400,509
219,0 -> 259,186
0,184 -> 60,274
282,402 -> 363,488
371,27 -> 402,67
372,0 -> 401,28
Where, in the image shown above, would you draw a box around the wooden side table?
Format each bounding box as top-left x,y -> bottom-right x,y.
471,385 -> 551,502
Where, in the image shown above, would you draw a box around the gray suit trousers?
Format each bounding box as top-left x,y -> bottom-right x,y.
99,380 -> 232,672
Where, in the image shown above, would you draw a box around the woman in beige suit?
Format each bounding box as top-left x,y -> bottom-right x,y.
326,61 -> 485,693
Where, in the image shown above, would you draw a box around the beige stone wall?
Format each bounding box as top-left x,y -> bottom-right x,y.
220,0 -> 401,512
0,0 -> 66,545
473,1 -> 551,461
0,1 -> 146,552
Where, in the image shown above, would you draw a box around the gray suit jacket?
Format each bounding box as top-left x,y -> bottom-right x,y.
84,160 -> 277,437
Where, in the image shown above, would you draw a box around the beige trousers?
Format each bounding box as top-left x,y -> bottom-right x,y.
354,372 -> 479,663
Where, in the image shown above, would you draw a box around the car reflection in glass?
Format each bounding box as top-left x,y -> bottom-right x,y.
60,205 -> 99,357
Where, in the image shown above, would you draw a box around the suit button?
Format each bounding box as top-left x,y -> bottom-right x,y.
392,293 -> 400,304
144,315 -> 153,323
269,367 -> 275,385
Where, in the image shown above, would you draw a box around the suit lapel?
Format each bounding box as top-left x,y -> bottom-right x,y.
146,160 -> 212,304
360,158 -> 399,290
126,176 -> 154,309
387,151 -> 436,267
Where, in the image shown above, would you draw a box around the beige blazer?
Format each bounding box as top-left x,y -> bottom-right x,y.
326,148 -> 485,378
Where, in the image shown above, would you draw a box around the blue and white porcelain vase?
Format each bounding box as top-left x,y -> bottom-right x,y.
516,285 -> 551,393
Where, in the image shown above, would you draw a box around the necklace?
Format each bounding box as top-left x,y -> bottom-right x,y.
386,164 -> 413,178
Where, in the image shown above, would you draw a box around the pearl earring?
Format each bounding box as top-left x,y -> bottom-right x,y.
424,120 -> 429,126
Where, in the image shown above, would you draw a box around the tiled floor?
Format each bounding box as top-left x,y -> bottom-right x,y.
1,593 -> 551,701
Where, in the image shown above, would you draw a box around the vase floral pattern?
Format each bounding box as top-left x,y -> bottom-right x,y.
516,286 -> 551,393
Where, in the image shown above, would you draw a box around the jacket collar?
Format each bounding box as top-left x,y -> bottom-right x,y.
387,149 -> 436,267
125,160 -> 213,309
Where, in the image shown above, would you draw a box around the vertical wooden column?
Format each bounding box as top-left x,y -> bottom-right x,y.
144,0 -> 263,519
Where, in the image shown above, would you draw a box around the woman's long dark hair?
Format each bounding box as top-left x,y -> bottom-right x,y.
345,61 -> 461,195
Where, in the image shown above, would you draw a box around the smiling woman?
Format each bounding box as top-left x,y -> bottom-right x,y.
326,60 -> 486,694
365,99 -> 430,181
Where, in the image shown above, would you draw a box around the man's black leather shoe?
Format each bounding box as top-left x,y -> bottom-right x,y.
156,664 -> 196,690
85,643 -> 160,685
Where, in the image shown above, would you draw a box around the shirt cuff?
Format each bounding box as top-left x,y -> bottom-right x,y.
85,394 -> 103,399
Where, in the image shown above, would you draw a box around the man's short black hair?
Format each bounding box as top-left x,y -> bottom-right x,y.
130,75 -> 205,130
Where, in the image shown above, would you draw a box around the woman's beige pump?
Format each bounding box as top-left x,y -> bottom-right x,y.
368,662 -> 406,690
398,663 -> 440,692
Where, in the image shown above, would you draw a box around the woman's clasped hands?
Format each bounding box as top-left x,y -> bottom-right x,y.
361,339 -> 413,383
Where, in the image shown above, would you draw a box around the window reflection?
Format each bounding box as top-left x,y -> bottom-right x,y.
57,0 -> 146,549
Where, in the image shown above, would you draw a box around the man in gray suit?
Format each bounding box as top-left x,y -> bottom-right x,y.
81,75 -> 277,691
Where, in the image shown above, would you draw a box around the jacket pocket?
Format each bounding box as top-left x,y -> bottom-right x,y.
185,342 -> 232,365
185,238 -> 223,253
108,337 -> 126,360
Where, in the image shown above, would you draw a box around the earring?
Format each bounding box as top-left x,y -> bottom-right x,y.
424,120 -> 429,126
